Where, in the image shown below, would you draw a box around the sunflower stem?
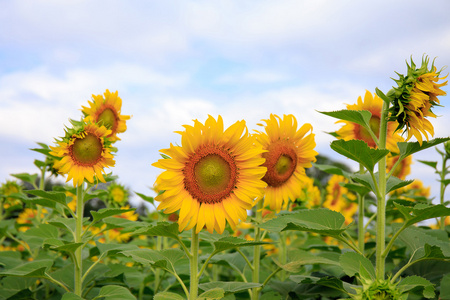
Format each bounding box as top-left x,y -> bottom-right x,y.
74,183 -> 85,296
375,100 -> 389,280
439,154 -> 448,230
252,200 -> 263,300
189,229 -> 199,300
358,164 -> 365,253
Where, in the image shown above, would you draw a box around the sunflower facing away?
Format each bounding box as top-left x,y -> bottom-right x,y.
82,89 -> 131,142
336,90 -> 404,151
254,114 -> 318,213
388,56 -> 448,145
50,120 -> 115,187
153,115 -> 267,234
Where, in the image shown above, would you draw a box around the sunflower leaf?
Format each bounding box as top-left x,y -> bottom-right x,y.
198,288 -> 225,300
135,192 -> 154,205
417,160 -> 438,170
153,292 -> 185,300
199,282 -> 261,293
260,209 -> 350,237
290,275 -> 357,295
276,249 -> 340,273
330,139 -> 389,173
311,163 -> 352,178
318,110 -> 372,131
213,236 -> 270,253
95,285 -> 136,300
340,252 -> 375,281
440,274 -> 450,299
398,276 -> 435,299
398,138 -> 450,160
393,202 -> 450,227
11,173 -> 38,186
0,259 -> 53,277
91,208 -> 135,223
375,87 -> 392,104
25,190 -> 69,208
351,173 -> 413,194
131,222 -> 180,240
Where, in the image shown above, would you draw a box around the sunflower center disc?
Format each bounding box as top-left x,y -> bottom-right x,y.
98,108 -> 117,130
262,141 -> 297,187
184,147 -> 237,204
71,133 -> 103,165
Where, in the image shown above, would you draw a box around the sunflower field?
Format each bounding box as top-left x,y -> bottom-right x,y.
0,56 -> 449,300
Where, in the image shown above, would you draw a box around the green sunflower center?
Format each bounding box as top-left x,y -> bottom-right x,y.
98,108 -> 118,132
184,146 -> 237,204
262,141 -> 298,187
71,133 -> 103,165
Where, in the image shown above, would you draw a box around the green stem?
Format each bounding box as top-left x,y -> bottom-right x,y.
440,157 -> 448,230
198,251 -> 217,278
190,230 -> 199,300
261,267 -> 282,289
358,164 -> 366,253
376,100 -> 389,280
155,235 -> 162,293
364,212 -> 377,231
74,184 -> 85,296
252,200 -> 263,300
36,165 -> 46,224
382,223 -> 407,259
279,231 -> 287,280
45,272 -> 71,293
236,248 -> 254,271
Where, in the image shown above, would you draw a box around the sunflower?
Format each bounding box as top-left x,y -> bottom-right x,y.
0,181 -> 22,208
254,114 -> 318,213
16,208 -> 48,232
388,56 -> 447,145
336,90 -> 404,151
386,154 -> 412,180
153,115 -> 267,234
50,120 -> 115,187
82,89 -> 131,142
322,175 -> 356,212
393,179 -> 430,201
107,183 -> 129,206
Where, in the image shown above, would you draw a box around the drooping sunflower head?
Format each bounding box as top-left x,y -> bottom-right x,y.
153,115 -> 267,234
336,90 -> 404,151
107,183 -> 129,205
387,56 -> 448,145
82,89 -> 131,142
49,120 -> 115,187
254,114 -> 318,213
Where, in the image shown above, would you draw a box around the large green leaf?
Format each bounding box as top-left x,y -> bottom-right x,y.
25,190 -> 68,208
398,138 -> 450,160
48,216 -> 78,234
0,259 -> 53,277
394,203 -> 450,227
397,275 -> 435,299
198,288 -> 225,300
61,293 -> 85,300
340,252 -> 375,282
319,110 -> 372,131
276,249 -> 340,273
290,275 -> 357,295
440,273 -> 450,299
311,163 -> 352,178
352,173 -> 413,194
0,251 -> 23,269
199,282 -> 261,293
260,209 -> 350,236
21,224 -> 60,250
91,208 -> 135,223
153,292 -> 185,300
135,192 -> 154,205
96,242 -> 140,257
11,173 -> 38,186
397,226 -> 450,261
119,248 -> 187,273
213,237 -> 269,253
330,139 -> 389,173
132,222 -> 180,240
94,285 -> 136,300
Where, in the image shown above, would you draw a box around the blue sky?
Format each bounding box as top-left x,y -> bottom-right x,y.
1,0 -> 449,205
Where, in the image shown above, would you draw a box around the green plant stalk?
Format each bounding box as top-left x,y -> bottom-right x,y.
358,164 -> 365,253
36,165 -> 46,224
439,156 -> 448,230
375,101 -> 389,280
279,231 -> 287,280
252,200 -> 263,300
190,229 -> 199,300
74,183 -> 85,296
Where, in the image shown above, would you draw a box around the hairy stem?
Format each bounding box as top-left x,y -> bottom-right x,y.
252,200 -> 263,300
74,184 -> 85,296
190,230 -> 199,300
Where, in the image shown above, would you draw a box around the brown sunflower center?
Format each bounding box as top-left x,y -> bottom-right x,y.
262,140 -> 297,187
70,133 -> 103,165
98,107 -> 118,133
183,146 -> 237,204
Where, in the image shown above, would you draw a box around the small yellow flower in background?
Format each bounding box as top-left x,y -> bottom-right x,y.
65,191 -> 77,211
254,114 -> 318,213
386,154 -> 412,180
0,181 -> 22,208
153,115 -> 267,234
336,90 -> 403,151
90,206 -> 138,243
388,56 -> 448,145
107,183 -> 129,205
82,90 -> 131,142
322,175 -> 357,224
16,208 -> 48,232
295,176 -> 321,209
392,179 -> 430,201
50,120 -> 115,187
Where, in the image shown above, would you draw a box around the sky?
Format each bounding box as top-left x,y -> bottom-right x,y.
1,0 -> 449,207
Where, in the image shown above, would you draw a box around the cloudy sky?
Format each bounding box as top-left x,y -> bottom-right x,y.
1,0 -> 449,206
